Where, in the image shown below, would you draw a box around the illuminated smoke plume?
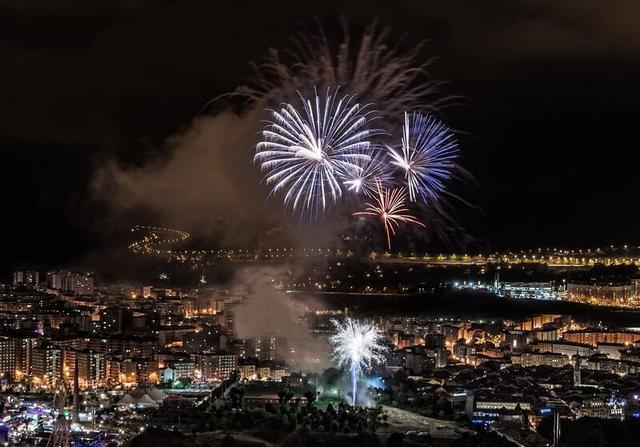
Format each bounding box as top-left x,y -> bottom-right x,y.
232,267 -> 329,373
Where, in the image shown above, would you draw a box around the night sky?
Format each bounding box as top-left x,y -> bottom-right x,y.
2,0 -> 639,273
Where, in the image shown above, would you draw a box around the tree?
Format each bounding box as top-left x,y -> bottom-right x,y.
229,387 -> 243,409
560,418 -> 608,447
320,367 -> 342,388
304,390 -> 317,408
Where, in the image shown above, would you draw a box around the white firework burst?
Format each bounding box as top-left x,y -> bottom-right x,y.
255,87 -> 379,217
330,317 -> 387,405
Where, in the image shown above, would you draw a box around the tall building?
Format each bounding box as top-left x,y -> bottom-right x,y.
453,339 -> 467,360
248,336 -> 292,362
106,357 -> 123,384
0,336 -> 36,381
183,329 -> 227,353
425,333 -> 445,349
121,358 -> 158,383
15,336 -> 35,379
13,270 -> 39,286
254,336 -> 277,361
404,347 -> 435,373
573,355 -> 582,387
47,271 -> 95,295
12,271 -> 23,285
76,351 -> 106,388
32,345 -> 63,387
171,359 -> 195,380
47,271 -> 66,290
100,308 -> 126,334
435,347 -> 448,368
0,337 -> 17,378
192,352 -> 237,380
66,272 -> 95,296
239,363 -> 257,380
62,349 -> 76,381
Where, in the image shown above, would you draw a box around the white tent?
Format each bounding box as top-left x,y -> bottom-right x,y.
135,393 -> 159,408
132,382 -> 165,403
117,394 -> 135,406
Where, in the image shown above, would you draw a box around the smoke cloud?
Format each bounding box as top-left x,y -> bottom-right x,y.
93,111 -> 288,246
93,108 -> 359,249
231,266 -> 330,373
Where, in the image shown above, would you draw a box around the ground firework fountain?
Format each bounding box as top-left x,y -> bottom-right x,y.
330,318 -> 387,406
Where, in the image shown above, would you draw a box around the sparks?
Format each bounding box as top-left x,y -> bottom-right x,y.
387,111 -> 458,203
343,152 -> 395,197
255,87 -> 379,217
354,179 -> 426,249
330,318 -> 387,406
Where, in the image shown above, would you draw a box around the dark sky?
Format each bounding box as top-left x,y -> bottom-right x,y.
1,0 -> 640,273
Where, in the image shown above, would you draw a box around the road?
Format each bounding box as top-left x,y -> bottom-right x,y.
382,405 -> 470,439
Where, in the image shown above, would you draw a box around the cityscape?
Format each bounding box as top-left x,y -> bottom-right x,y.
2,2 -> 640,447
4,240 -> 640,446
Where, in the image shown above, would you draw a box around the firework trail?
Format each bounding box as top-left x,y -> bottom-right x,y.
255,87 -> 379,217
387,111 -> 459,203
330,318 -> 387,406
236,21 -> 449,126
354,179 -> 426,249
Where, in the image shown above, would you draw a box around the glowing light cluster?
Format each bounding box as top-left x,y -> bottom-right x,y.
330,317 -> 387,405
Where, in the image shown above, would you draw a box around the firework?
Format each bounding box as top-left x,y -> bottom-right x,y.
330,318 -> 387,406
255,87 -> 378,217
237,22 -> 448,125
387,112 -> 458,203
354,179 -> 426,249
343,152 -> 394,197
